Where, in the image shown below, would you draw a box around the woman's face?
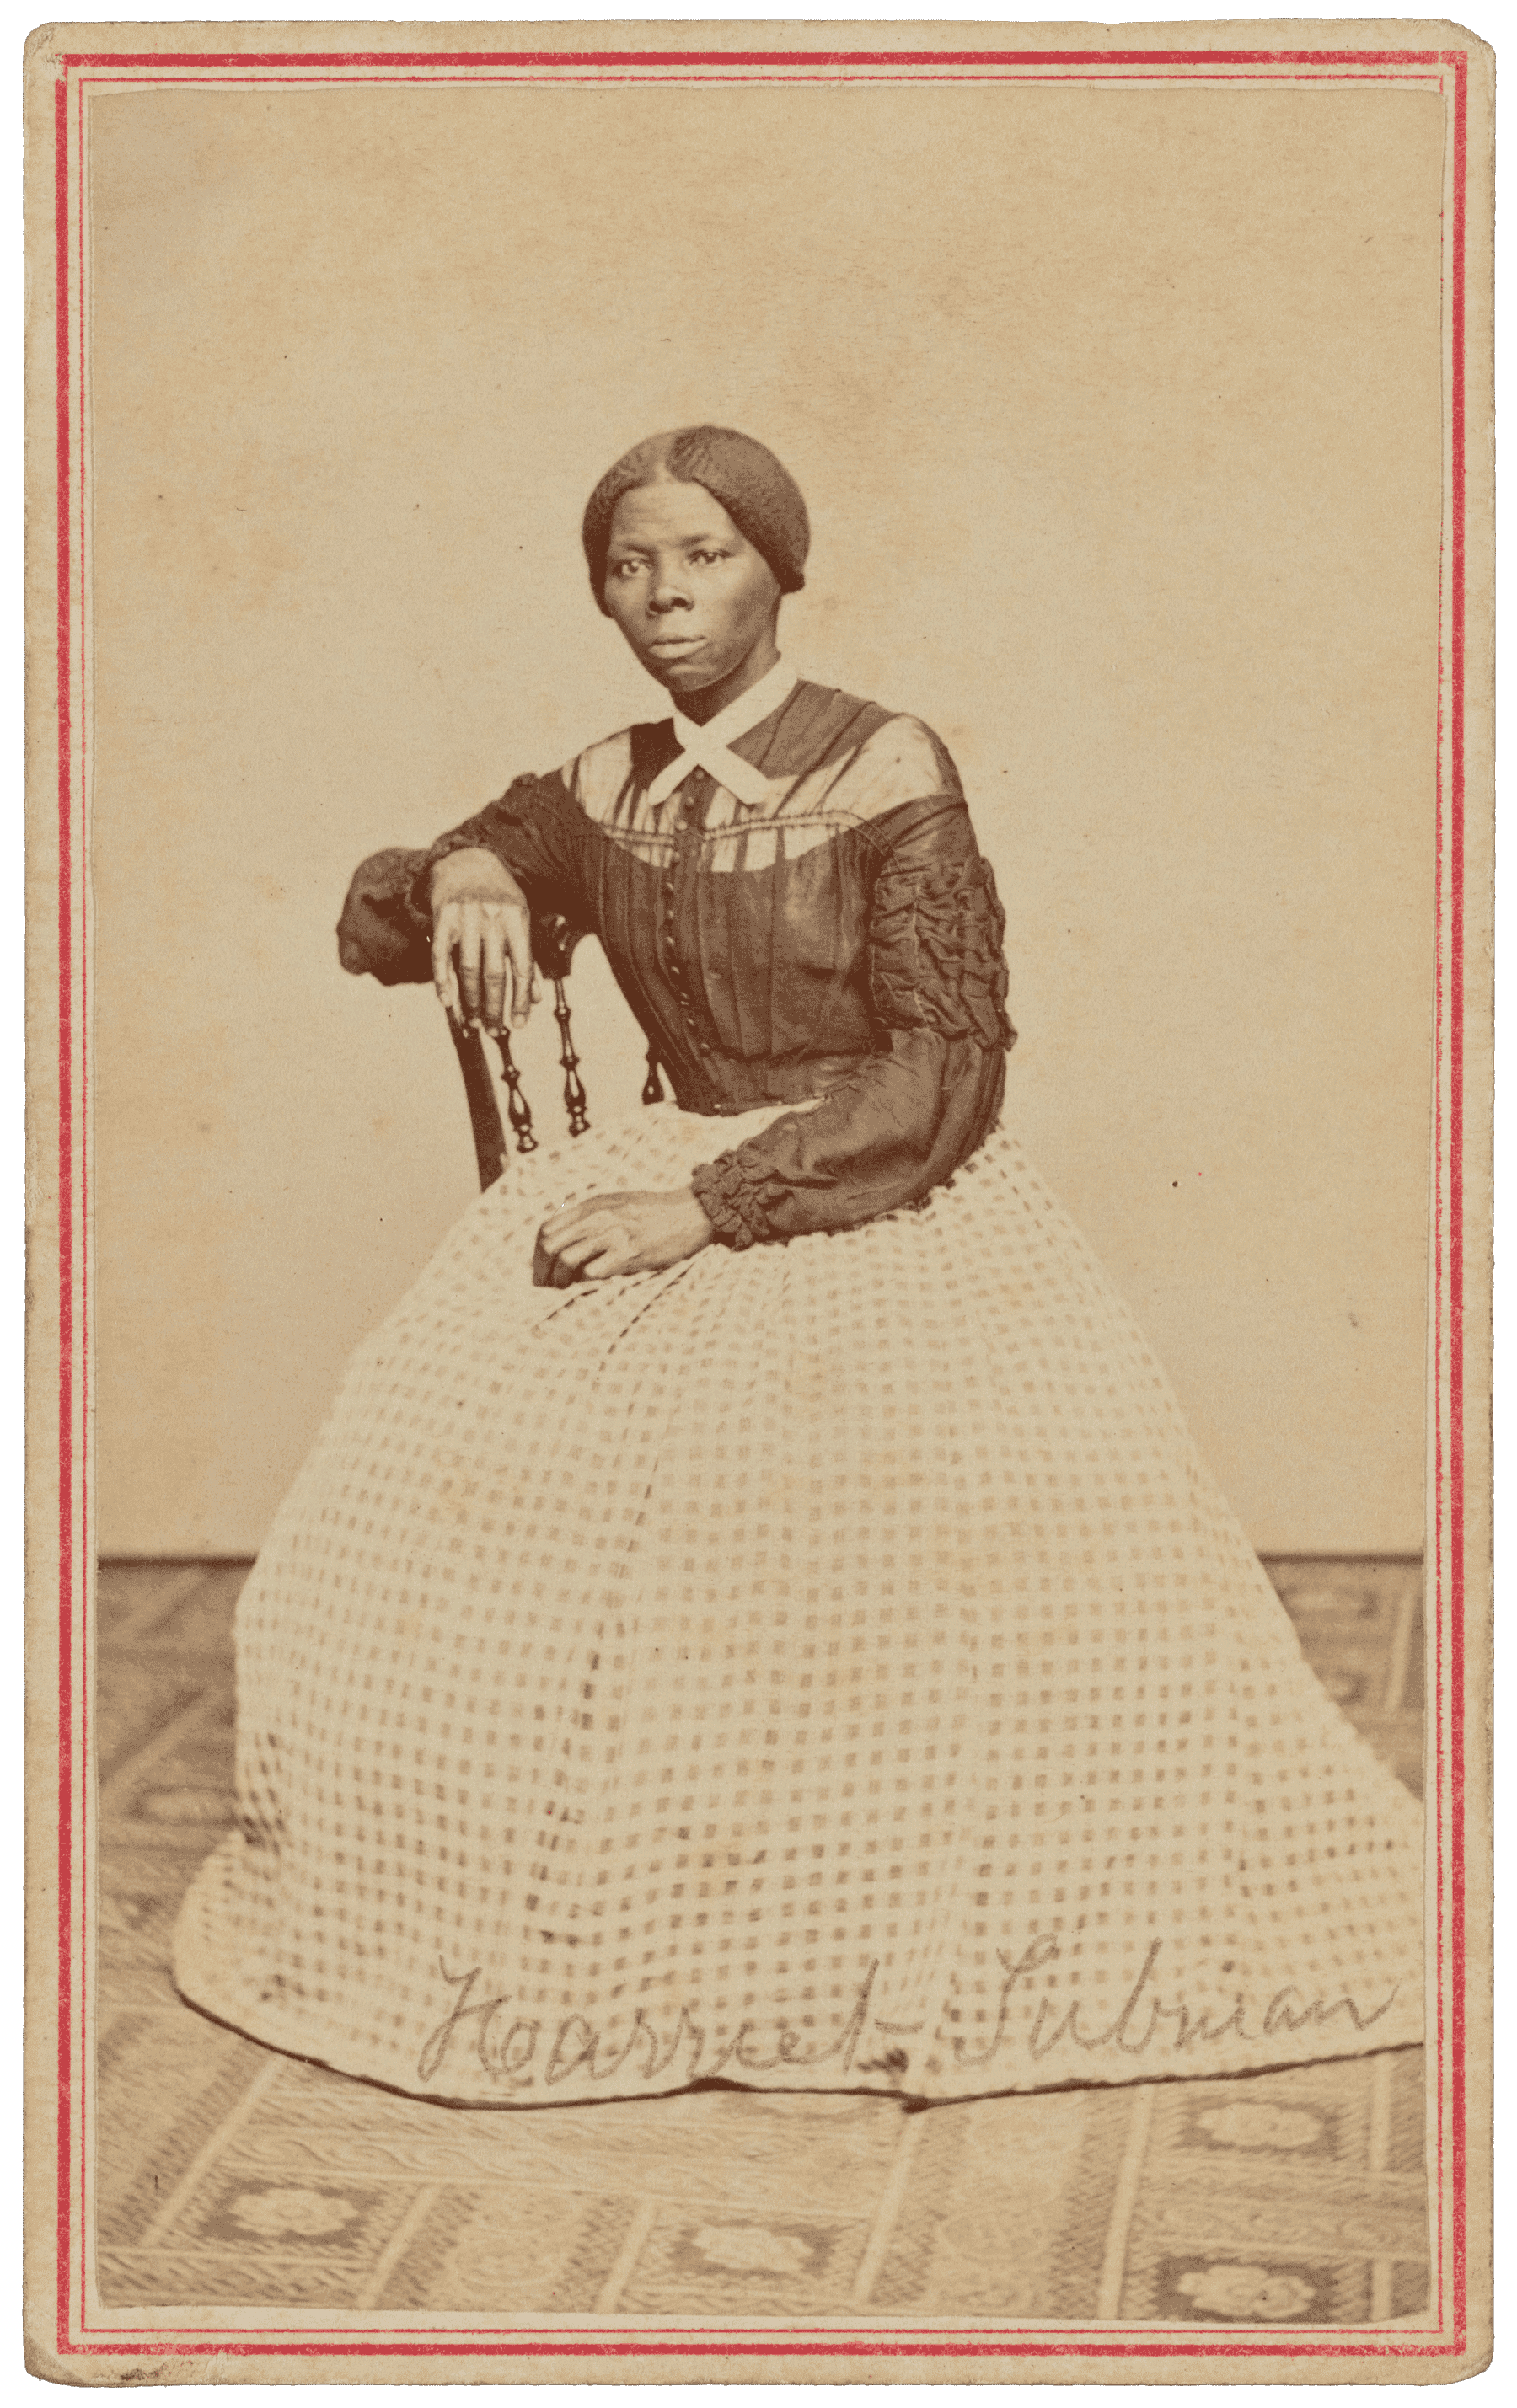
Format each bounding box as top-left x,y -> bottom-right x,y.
603,481 -> 781,700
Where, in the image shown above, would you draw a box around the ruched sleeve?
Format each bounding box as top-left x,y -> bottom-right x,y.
689,795 -> 1015,1244
335,773 -> 590,985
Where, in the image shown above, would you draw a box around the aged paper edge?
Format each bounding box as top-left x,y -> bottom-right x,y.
22,16 -> 1494,2385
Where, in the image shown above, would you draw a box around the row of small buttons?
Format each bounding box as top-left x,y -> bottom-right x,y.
662,772 -> 716,1068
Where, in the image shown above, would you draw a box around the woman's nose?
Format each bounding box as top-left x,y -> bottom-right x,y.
649,570 -> 692,613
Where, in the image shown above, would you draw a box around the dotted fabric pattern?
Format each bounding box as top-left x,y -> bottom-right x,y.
174,1108 -> 1424,2106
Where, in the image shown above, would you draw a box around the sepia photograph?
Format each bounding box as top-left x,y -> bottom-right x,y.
24,18 -> 1492,2382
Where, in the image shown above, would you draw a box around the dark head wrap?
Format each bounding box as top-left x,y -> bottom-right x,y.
582,425 -> 809,613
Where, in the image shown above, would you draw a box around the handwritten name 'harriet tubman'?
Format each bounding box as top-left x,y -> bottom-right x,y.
415,1934 -> 1402,2095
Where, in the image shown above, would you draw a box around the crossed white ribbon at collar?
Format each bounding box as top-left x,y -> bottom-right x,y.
642,658 -> 799,813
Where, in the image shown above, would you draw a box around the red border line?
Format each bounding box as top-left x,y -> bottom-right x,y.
52,45 -> 1471,2362
74,58 -> 90,2326
46,2335 -> 1461,2362
74,72 -> 1450,91
62,2319 -> 1445,2342
53,69 -> 74,2363
1446,46 -> 1468,2351
1429,44 -> 1453,2332
60,47 -> 1448,68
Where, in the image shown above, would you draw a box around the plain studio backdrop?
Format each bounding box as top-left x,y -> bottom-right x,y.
87,78 -> 1442,1557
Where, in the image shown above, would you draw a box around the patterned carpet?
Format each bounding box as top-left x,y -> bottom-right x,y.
94,1557 -> 1427,2322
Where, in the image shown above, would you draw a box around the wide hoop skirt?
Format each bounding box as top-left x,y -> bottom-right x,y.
173,1104 -> 1425,2106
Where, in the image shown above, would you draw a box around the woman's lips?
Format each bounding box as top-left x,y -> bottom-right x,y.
646,634 -> 704,652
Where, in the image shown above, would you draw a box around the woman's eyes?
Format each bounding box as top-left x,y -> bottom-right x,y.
608,550 -> 731,577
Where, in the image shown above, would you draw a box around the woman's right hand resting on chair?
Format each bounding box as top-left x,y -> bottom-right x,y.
430,846 -> 708,1289
430,848 -> 542,1033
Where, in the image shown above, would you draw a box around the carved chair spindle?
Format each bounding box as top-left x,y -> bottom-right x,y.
447,912 -> 662,1191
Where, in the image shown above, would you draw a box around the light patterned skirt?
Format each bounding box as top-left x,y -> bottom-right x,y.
173,1103 -> 1425,2106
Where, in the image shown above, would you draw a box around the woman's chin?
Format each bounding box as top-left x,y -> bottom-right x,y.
646,654 -> 719,695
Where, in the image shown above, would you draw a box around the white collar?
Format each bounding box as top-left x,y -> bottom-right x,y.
643,658 -> 799,811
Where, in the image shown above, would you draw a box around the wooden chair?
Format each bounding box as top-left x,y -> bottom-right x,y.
446,912 -> 664,1188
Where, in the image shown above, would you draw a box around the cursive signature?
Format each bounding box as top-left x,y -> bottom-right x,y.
415,1935 -> 1402,2092
417,1956 -> 882,2091
1017,1938 -> 1401,2064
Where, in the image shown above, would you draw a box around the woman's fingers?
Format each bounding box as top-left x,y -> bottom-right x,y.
480,917 -> 507,1033
432,899 -> 504,1029
502,907 -> 535,1030
532,1189 -> 710,1287
543,1221 -> 620,1288
550,1229 -> 619,1286
429,871 -> 537,1031
456,901 -> 483,1022
431,902 -> 462,1016
557,1223 -> 619,1270
581,1231 -> 635,1279
539,1192 -> 630,1245
531,1203 -> 631,1287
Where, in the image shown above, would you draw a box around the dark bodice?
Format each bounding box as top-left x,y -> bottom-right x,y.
338,681 -> 1015,1245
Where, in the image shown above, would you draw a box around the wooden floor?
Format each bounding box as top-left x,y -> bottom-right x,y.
93,1555 -> 1428,2323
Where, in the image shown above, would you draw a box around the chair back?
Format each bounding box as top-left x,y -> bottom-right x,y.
448,912 -> 664,1190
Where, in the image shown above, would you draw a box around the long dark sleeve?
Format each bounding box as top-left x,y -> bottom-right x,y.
689,796 -> 1015,1244
335,772 -> 589,985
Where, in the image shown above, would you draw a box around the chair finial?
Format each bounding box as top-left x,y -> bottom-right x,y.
495,1030 -> 538,1153
553,980 -> 590,1137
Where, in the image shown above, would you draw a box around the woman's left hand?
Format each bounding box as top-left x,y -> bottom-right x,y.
533,1188 -> 716,1287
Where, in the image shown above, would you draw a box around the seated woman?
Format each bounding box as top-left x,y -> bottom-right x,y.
173,425 -> 1423,2107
